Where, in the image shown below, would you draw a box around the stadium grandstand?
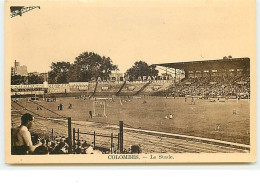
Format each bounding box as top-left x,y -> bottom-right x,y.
152,57 -> 250,98
11,57 -> 250,99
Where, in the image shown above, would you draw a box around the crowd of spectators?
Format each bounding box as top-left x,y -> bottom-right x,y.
13,131 -> 139,155
30,133 -> 132,155
12,133 -> 99,155
173,75 -> 250,98
31,134 -> 140,155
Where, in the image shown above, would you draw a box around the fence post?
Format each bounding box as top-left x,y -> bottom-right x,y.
111,133 -> 113,154
51,128 -> 54,140
119,121 -> 123,153
77,128 -> 80,141
118,133 -> 120,151
73,128 -> 76,154
93,131 -> 96,149
68,117 -> 72,154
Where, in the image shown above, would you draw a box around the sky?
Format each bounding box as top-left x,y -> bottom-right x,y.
6,0 -> 255,73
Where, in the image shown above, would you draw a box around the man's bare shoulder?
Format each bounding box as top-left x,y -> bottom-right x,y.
19,126 -> 29,133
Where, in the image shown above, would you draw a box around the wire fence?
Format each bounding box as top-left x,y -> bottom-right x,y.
11,99 -> 125,154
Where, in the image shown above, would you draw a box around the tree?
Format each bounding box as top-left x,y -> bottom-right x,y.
48,61 -> 71,83
28,74 -> 43,84
73,52 -> 118,81
125,61 -> 159,81
47,52 -> 118,83
67,64 -> 82,82
11,75 -> 27,85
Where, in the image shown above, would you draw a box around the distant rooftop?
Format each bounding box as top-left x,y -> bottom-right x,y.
152,57 -> 250,70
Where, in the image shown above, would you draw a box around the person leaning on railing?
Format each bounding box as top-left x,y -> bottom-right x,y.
12,113 -> 42,155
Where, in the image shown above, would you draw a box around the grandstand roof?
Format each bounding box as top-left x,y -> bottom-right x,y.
152,57 -> 250,71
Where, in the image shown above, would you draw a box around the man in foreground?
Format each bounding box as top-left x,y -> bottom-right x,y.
12,113 -> 42,155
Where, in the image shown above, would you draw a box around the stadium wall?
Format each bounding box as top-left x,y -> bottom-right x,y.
11,81 -> 173,97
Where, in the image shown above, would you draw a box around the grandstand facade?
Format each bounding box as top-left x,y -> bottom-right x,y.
153,57 -> 250,79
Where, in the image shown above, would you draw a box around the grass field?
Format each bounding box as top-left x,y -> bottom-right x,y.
11,96 -> 250,145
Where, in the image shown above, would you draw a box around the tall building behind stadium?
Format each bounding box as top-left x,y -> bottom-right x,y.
11,60 -> 28,76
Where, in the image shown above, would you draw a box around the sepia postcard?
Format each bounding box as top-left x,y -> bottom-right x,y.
5,0 -> 256,164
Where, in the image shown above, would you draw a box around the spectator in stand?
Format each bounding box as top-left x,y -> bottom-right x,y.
52,142 -> 67,154
82,141 -> 88,148
75,146 -> 82,154
85,142 -> 94,154
33,145 -> 49,155
48,142 -> 56,154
